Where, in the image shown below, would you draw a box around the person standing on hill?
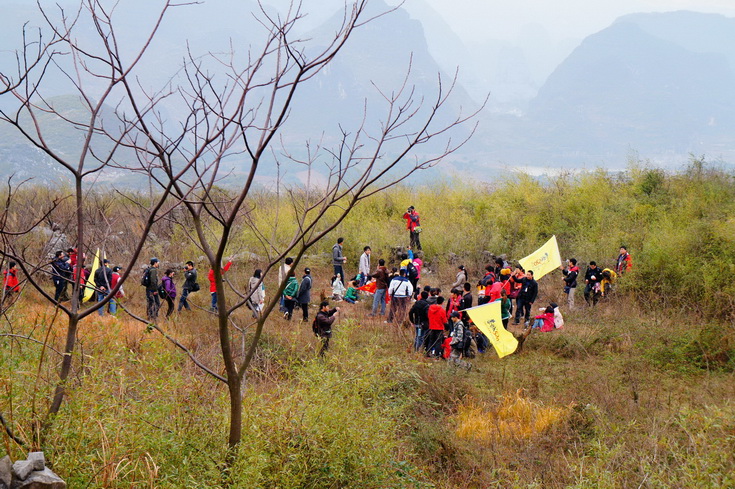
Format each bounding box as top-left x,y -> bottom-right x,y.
358,246 -> 371,286
248,269 -> 265,318
145,258 -> 161,321
161,268 -> 177,318
615,246 -> 632,275
386,268 -> 413,324
297,268 -> 312,322
282,269 -> 299,320
94,259 -> 114,316
3,261 -> 20,302
409,291 -> 431,352
369,258 -> 389,317
513,270 -> 538,326
426,296 -> 447,357
51,250 -> 72,303
332,237 -> 347,280
313,301 -> 340,357
178,261 -> 198,312
562,258 -> 579,310
449,311 -> 471,370
451,265 -> 469,289
583,261 -> 603,306
208,259 -> 232,313
402,206 -> 422,250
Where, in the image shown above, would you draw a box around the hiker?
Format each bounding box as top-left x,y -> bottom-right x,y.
332,237 -> 347,279
402,206 -> 422,250
451,265 -> 469,289
178,261 -> 199,312
144,258 -> 161,320
282,269 -> 299,320
248,269 -> 265,318
500,288 -> 512,329
297,268 -> 312,321
2,261 -> 20,302
161,269 -> 177,318
369,259 -> 389,317
561,258 -> 579,310
358,246 -> 371,286
513,270 -> 538,326
532,306 -> 556,332
583,261 -> 603,306
600,268 -> 618,297
93,259 -> 114,316
426,296 -> 447,357
386,269 -> 413,324
111,266 -> 124,310
332,273 -> 346,301
209,260 -> 232,312
313,301 -> 340,356
448,311 -> 471,370
51,250 -> 72,302
409,290 -> 431,352
409,251 -> 423,299
615,246 -> 632,275
278,257 -> 294,313
344,280 -> 359,304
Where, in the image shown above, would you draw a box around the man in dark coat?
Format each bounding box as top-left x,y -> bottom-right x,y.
297,268 -> 313,322
313,301 -> 340,356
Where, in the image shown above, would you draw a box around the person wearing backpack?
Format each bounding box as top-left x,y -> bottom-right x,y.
161,269 -> 177,319
178,261 -> 198,312
386,268 -> 413,325
143,258 -> 161,321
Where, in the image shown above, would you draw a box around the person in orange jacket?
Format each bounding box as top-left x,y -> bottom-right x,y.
209,260 -> 232,312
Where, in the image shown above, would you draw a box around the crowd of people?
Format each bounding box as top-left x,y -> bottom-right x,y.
2,206 -> 633,365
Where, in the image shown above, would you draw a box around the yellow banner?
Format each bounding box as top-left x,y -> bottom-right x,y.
466,301 -> 518,358
83,248 -> 100,303
519,235 -> 562,281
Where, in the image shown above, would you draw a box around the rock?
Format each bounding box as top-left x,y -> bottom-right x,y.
26,454 -> 44,472
11,467 -> 66,489
11,460 -> 33,482
0,456 -> 11,489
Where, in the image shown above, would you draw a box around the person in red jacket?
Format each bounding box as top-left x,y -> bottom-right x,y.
402,206 -> 422,251
532,306 -> 556,332
209,260 -> 232,312
615,246 -> 632,275
426,296 -> 447,357
3,261 -> 20,302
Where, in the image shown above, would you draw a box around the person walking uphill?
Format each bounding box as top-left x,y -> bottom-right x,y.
178,261 -> 199,312
403,206 -> 422,250
144,258 -> 161,321
332,237 -> 347,279
161,269 -> 177,318
313,301 -> 340,357
209,260 -> 232,312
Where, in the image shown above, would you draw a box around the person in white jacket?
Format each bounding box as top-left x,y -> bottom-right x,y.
358,246 -> 371,286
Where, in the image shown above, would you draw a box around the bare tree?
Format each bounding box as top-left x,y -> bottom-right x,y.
125,0 -> 481,451
0,0 -> 195,427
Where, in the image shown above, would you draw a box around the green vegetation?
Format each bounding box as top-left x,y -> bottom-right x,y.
1,163 -> 734,487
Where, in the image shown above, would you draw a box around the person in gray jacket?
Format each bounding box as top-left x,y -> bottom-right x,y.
297,268 -> 313,322
332,237 -> 347,279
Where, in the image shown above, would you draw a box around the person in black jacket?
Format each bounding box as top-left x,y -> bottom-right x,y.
314,301 -> 340,356
583,261 -> 603,306
94,259 -> 114,316
297,268 -> 313,322
145,258 -> 161,321
409,291 -> 431,352
178,261 -> 198,312
561,258 -> 579,310
513,270 -> 538,326
51,250 -> 72,302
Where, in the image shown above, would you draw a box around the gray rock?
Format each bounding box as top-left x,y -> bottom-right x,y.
11,467 -> 66,489
11,460 -> 33,482
26,454 -> 44,472
0,456 -> 11,489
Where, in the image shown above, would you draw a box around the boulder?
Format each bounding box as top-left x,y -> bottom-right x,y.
10,461 -> 33,482
0,456 -> 11,489
25,455 -> 43,473
11,467 -> 66,489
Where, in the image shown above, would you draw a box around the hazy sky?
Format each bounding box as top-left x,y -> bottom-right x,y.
417,0 -> 735,43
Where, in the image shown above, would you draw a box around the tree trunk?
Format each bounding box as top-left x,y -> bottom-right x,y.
48,315 -> 79,416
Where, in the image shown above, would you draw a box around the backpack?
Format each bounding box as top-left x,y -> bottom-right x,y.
158,283 -> 168,299
191,282 -> 200,292
406,261 -> 419,280
141,267 -> 151,287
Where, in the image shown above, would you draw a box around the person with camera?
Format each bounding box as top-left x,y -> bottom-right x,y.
402,206 -> 422,251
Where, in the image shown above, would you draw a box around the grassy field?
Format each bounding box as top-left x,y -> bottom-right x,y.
1,271 -> 733,488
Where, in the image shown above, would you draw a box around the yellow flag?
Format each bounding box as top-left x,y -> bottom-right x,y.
519,235 -> 562,281
466,301 -> 518,358
83,248 -> 100,303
